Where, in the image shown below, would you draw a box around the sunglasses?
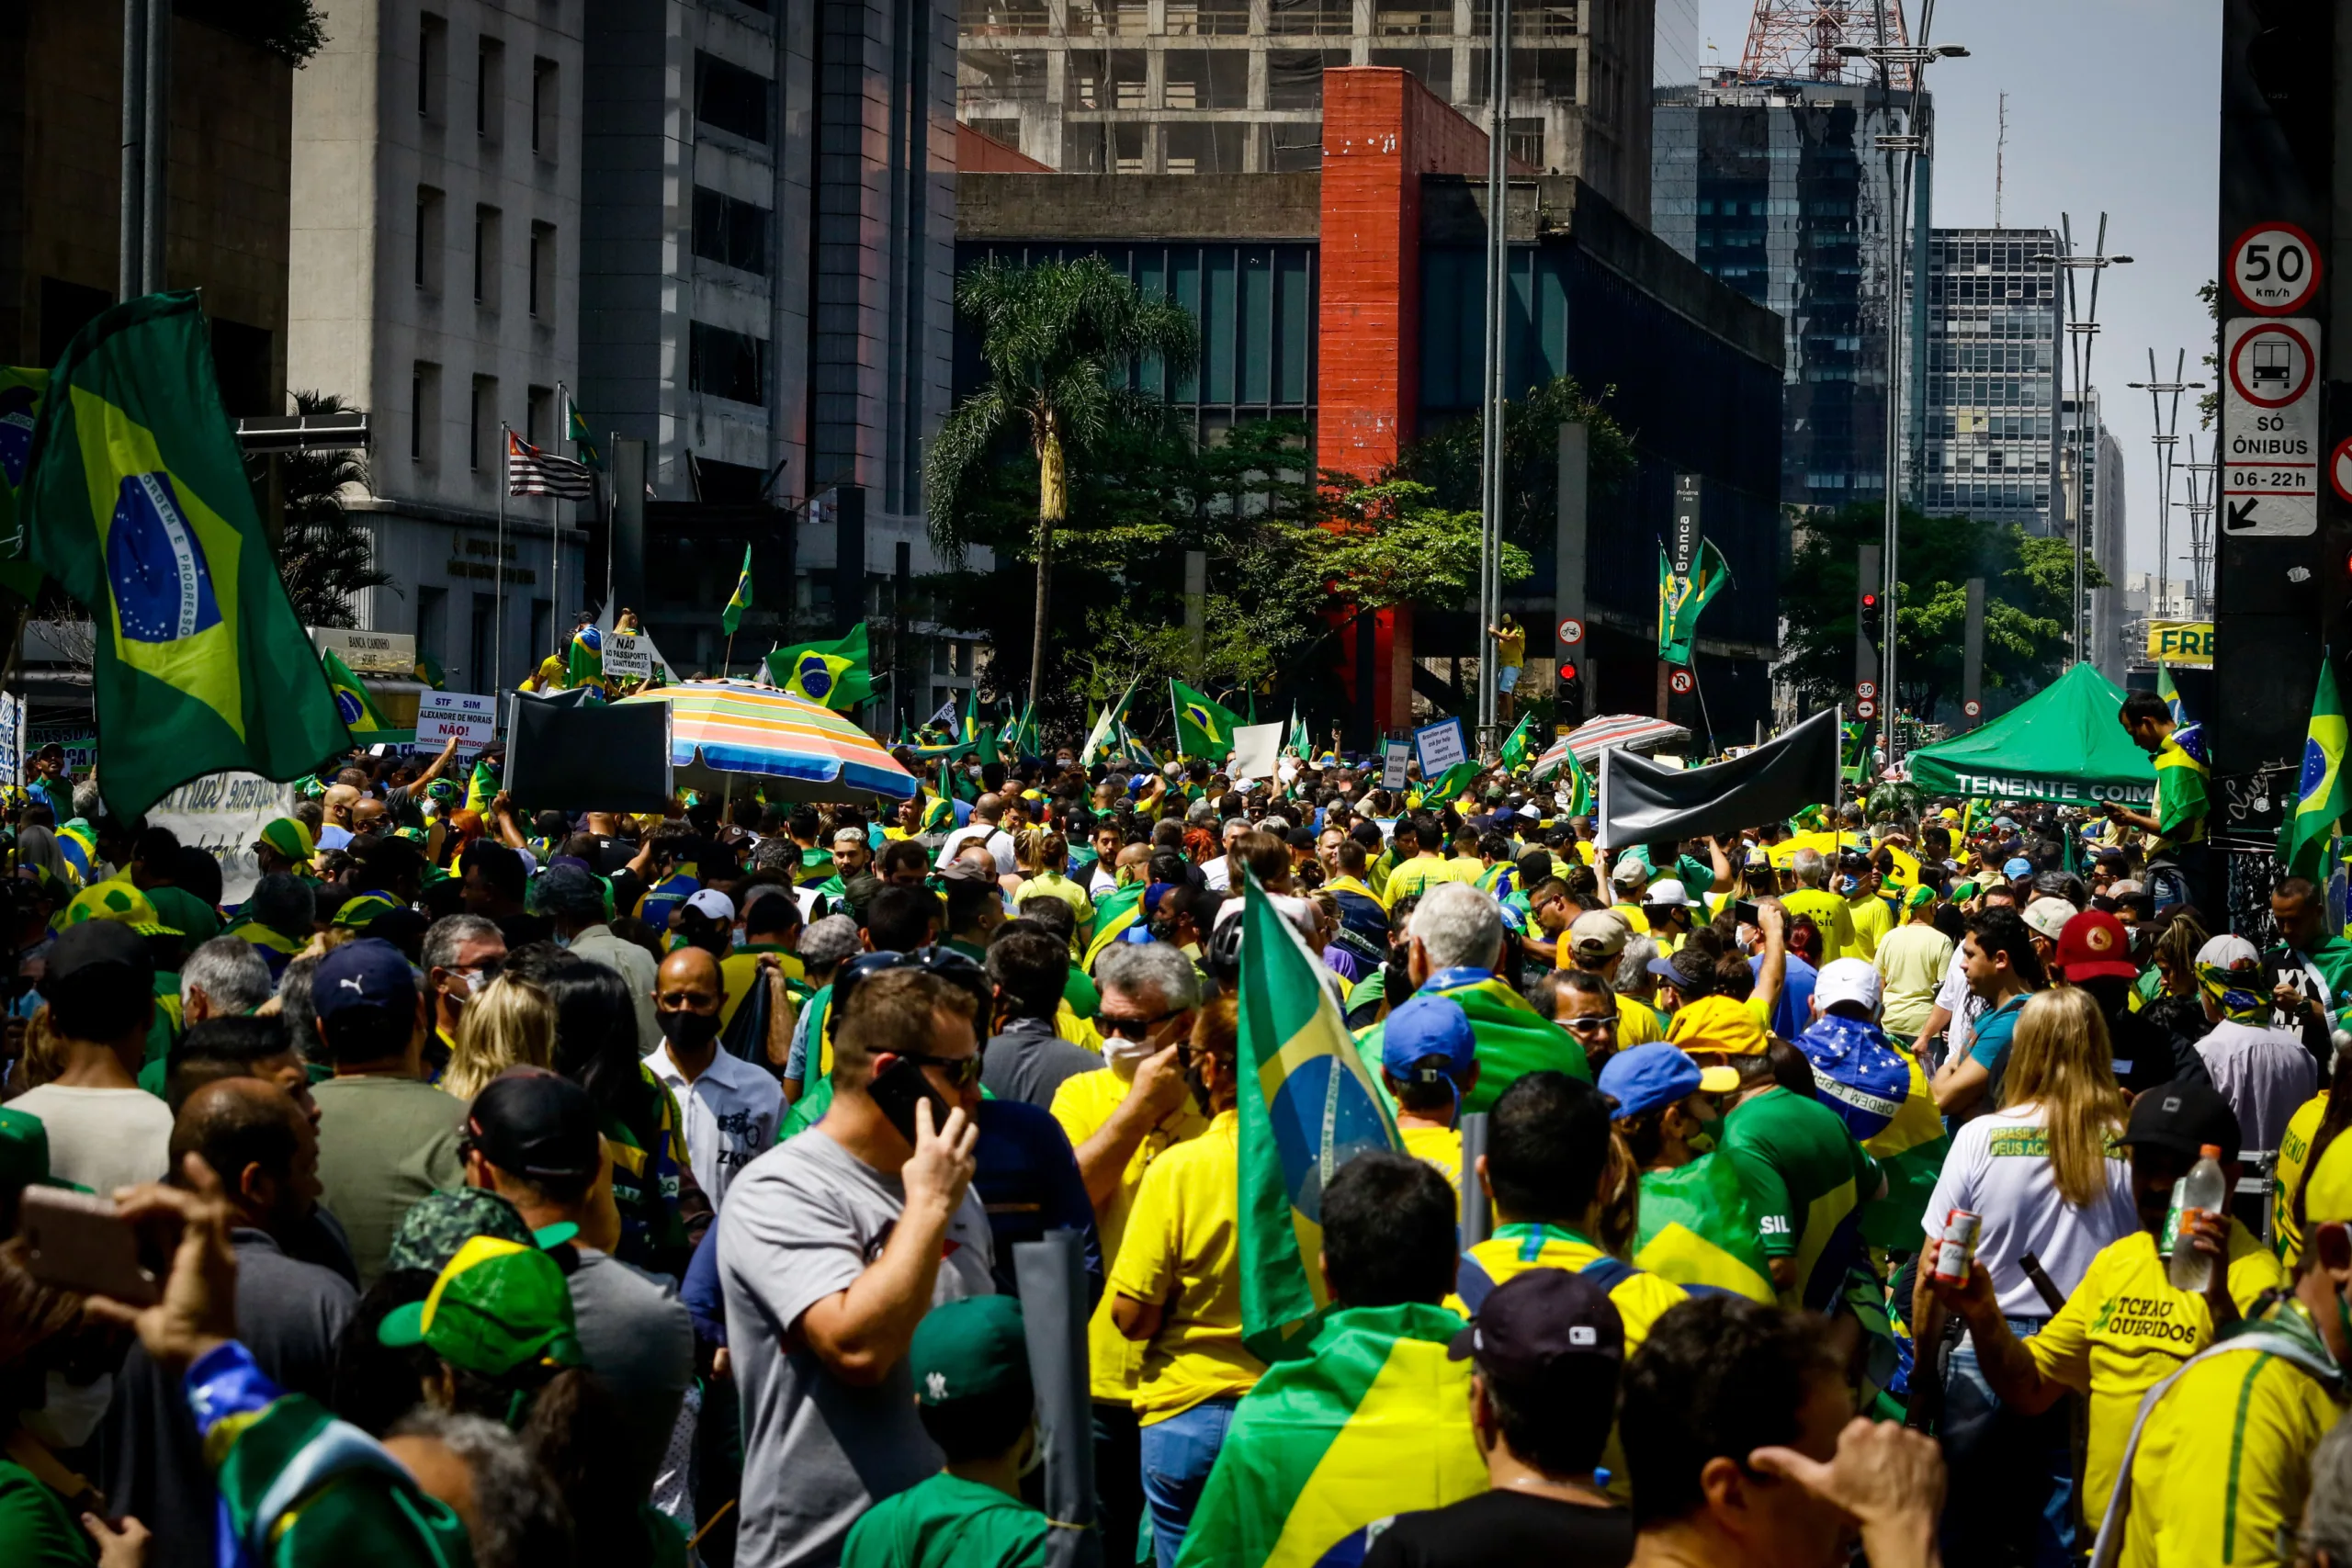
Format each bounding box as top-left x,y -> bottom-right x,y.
893,1047 -> 986,1089
1099,1005 -> 1188,1041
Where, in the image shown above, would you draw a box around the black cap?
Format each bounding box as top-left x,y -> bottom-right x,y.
40,919 -> 154,993
2120,1080 -> 2242,1159
1448,1268 -> 1625,1382
465,1067 -> 602,1181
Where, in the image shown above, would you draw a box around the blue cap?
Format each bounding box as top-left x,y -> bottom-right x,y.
313,936 -> 420,1021
1596,1042 -> 1740,1121
1381,994 -> 1477,1080
2002,857 -> 2033,878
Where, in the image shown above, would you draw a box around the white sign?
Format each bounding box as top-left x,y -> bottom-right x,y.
1413,716 -> 1468,778
416,690 -> 499,754
2229,222 -> 2323,315
2222,316 -> 2321,537
1856,699 -> 1878,719
311,627 -> 417,678
148,772 -> 300,905
1381,740 -> 1411,791
603,634 -> 651,679
0,694 -> 20,788
1556,616 -> 1585,646
1855,680 -> 1878,701
1227,721 -> 1283,783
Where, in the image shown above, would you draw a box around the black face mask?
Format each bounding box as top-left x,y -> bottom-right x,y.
1184,1060 -> 1213,1115
659,1007 -> 723,1054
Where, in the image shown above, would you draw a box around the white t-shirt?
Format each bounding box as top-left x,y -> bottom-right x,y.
1930,946 -> 1983,1067
9,1084 -> 175,1196
1920,1101 -> 2138,1320
646,1042 -> 786,1212
937,823 -> 1015,875
1202,857 -> 1235,893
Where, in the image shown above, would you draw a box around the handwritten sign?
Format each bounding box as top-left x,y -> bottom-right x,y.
416,691 -> 499,754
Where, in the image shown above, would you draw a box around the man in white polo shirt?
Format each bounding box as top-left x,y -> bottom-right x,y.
644,943 -> 783,1210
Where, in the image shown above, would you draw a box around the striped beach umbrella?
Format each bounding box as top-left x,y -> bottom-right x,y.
615,680 -> 916,803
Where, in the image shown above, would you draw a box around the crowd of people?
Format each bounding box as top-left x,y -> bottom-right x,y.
4,702 -> 2352,1568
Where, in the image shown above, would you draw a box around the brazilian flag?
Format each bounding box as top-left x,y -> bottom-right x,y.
320,647 -> 392,734
1498,712 -> 1533,771
1172,1303 -> 1487,1568
18,293 -> 348,818
721,544 -> 753,636
1417,761 -> 1479,807
1356,970 -> 1589,1116
1171,677 -> 1241,762
1634,1154 -> 1777,1304
566,400 -> 602,469
766,623 -> 873,711
565,621 -> 602,687
1562,744 -> 1596,816
962,684 -> 1000,765
0,367 -> 49,600
921,762 -> 958,831
2280,656 -> 2349,880
1081,881 -> 1148,971
1658,538 -> 1732,668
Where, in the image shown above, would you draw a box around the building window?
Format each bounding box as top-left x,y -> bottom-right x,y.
477,38 -> 503,141
415,585 -> 447,669
694,52 -> 772,144
528,222 -> 554,317
688,322 -> 767,406
530,598 -> 553,665
690,187 -> 770,275
531,58 -> 557,154
526,384 -> 553,446
414,186 -> 444,291
474,207 -> 501,307
412,362 -> 440,468
470,376 -> 497,472
419,14 -> 446,118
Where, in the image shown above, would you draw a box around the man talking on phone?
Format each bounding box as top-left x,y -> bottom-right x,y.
716,965 -> 992,1568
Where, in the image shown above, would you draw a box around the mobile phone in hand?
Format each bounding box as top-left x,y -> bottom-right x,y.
19,1188 -> 164,1305
868,1056 -> 953,1146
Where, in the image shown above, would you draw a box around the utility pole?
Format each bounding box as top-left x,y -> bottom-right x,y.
1476,0 -> 1512,746
118,0 -> 170,299
2128,350 -> 2204,616
2040,219 -> 2130,666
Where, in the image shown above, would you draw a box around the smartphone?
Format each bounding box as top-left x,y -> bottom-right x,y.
1734,899 -> 1761,926
19,1188 -> 164,1305
868,1055 -> 953,1146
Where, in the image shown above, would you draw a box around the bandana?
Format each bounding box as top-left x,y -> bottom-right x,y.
2197,961 -> 2269,1023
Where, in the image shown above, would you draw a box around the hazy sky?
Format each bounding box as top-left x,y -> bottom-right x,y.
1693,0 -> 2221,582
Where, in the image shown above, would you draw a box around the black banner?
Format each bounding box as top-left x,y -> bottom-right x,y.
504,699 -> 673,813
1599,708 -> 1841,846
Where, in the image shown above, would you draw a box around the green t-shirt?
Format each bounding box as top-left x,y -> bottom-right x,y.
0,1461 -> 95,1568
841,1472 -> 1048,1568
146,884 -> 223,946
1717,1085 -> 1879,1314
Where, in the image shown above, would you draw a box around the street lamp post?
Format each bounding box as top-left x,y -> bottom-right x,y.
1476,0 -> 1513,746
2035,226 -> 2132,668
2128,350 -> 2205,626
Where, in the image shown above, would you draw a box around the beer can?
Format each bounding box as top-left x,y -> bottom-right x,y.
1932,1209 -> 1981,1285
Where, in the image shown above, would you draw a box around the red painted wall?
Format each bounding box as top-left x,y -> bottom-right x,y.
956,120 -> 1053,174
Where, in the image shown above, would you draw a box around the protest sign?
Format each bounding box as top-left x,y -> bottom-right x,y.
416,690 -> 499,754
148,772 -> 300,904
1413,716 -> 1468,778
603,634 -> 652,680
1381,740 -> 1411,790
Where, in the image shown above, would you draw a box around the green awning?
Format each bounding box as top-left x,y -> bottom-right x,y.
1906,663 -> 2155,808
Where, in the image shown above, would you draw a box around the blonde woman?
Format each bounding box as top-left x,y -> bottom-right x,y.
1912,986 -> 2135,1562
441,974 -> 558,1100
1012,829 -> 1092,954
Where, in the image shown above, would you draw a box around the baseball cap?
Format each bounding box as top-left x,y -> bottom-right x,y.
311,937 -> 418,1021
2056,909 -> 2139,983
2109,879 -> 2149,899
254,817 -> 316,869
1646,946 -> 1714,992
1950,880 -> 1981,902
1380,994 -> 1478,1081
40,919 -> 155,995
1610,854 -> 1649,888
385,1187 -> 571,1276
1596,1043 -> 1739,1120
2118,1081 -> 2242,1161
1567,910 -> 1630,959
62,878 -> 179,938
684,888 -> 737,923
2196,933 -> 2263,973
1447,1268 -> 1625,1378
465,1067 -> 602,1183
2003,857 -> 2034,879
1668,995 -> 1769,1056
1813,957 -> 1883,1018
1644,879 -> 1699,909
798,914 -> 862,967
910,1295 -> 1033,1407
377,1235 -> 585,1377
2022,897 -> 2076,942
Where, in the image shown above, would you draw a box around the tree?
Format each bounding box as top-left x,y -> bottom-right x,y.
925,257 -> 1200,704
1391,375 -> 1638,544
268,390 -> 391,628
1777,502 -> 2108,718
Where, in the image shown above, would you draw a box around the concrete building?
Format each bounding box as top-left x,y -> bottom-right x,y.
1651,74 -> 1913,510
956,0 -> 1657,224
288,0 -> 591,700
1918,226 -> 2059,534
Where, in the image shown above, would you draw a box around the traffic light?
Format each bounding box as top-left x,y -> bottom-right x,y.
1556,658 -> 1583,723
1855,544 -> 1883,687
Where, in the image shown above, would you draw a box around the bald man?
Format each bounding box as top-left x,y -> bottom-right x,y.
319,784 -> 361,851
645,945 -> 783,1209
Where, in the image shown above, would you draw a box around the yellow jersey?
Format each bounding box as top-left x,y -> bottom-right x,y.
1399,1122 -> 1463,1193
1844,894 -> 1894,962
2275,1092 -> 2329,1270
1781,889 -> 1857,964
1104,1110 -> 1263,1423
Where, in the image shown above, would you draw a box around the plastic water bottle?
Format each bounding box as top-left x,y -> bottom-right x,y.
2165,1145 -> 2230,1292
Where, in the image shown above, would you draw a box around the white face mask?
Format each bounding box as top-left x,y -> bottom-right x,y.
24,1371 -> 112,1450
1102,1032 -> 1158,1074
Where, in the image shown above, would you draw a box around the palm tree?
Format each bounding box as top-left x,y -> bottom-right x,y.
268,389 -> 391,627
925,256 -> 1198,702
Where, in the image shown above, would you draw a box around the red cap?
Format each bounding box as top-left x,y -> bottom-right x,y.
2056,909 -> 2139,983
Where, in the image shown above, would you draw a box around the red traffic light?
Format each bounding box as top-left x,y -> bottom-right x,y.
1559,660 -> 1578,682
1860,592 -> 1879,607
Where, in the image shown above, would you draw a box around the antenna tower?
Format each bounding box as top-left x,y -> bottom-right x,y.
1737,0 -> 1913,85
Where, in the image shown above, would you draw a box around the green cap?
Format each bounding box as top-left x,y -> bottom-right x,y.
257,816 -> 317,868
910,1295 -> 1031,1407
378,1235 -> 585,1378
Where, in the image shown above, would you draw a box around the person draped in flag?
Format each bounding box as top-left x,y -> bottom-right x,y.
2106,687 -> 2209,914
1597,1041 -> 1773,1305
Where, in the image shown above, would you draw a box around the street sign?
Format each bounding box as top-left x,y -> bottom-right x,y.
2228,221 -> 2324,314
1555,616 -> 1584,646
2222,316 -> 2321,537
1962,699 -> 1982,718
1855,699 -> 1878,720
1668,670 -> 1695,695
2331,436 -> 2352,504
1855,680 -> 1878,701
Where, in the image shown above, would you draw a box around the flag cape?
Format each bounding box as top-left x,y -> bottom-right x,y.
1171,677 -> 1242,762
1634,1154 -> 1778,1304
565,622 -> 603,687
1235,873 -> 1401,1358
1498,713 -> 1533,771
1793,1014 -> 1949,1249
2281,658 -> 2349,880
1657,538 -> 1731,667
765,624 -> 873,711
1170,1303 -> 1485,1568
1081,881 -> 1148,971
319,647 -> 392,733
1356,969 -> 1589,1117
0,367 -> 49,599
19,292 -> 348,818
922,761 -> 957,831
721,544 -> 753,636
1416,761 -> 1479,807
1081,676 -> 1140,766
464,758 -> 497,816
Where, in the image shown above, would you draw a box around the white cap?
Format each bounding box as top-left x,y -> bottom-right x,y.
1645,878 -> 1699,908
1814,957 -> 1882,1019
2023,896 -> 2075,942
2196,933 -> 2263,971
684,888 -> 737,922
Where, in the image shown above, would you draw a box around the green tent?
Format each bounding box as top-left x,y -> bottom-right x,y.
1906,662 -> 2154,808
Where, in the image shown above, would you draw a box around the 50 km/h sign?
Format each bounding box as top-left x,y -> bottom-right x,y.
2229,222 -> 2323,314
2222,316 -> 2321,537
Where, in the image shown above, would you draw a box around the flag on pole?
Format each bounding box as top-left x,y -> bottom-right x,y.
1170,678 -> 1242,762
1082,676 -> 1140,766
923,761 -> 958,831
1498,712 -> 1534,771
1287,705 -> 1312,762
1234,873 -> 1401,1359
1658,539 -> 1732,668
1562,744 -> 1596,817
765,624 -> 874,711
2157,661 -> 2190,728
320,647 -> 392,734
17,292 -> 350,818
721,545 -> 753,636
963,685 -> 1000,765
1001,696 -> 1039,757
505,431 -> 594,500
1418,762 -> 1479,807
2280,656 -> 2350,880
565,398 -> 602,469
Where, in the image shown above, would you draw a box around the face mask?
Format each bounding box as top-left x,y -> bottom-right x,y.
1102,1032 -> 1156,1073
1836,875 -> 1860,896
1184,1060 -> 1213,1115
1684,1105 -> 1724,1156
24,1371 -> 112,1450
659,1007 -> 723,1054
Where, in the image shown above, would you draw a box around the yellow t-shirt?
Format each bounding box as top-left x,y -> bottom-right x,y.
1015,872 -> 1095,953
2275,1092 -> 2329,1270
717,948 -> 806,1032
1381,856 -> 1453,907
2117,1307 -> 2344,1568
1105,1109 -> 1263,1423
2025,1224 -> 2286,1525
1399,1122 -> 1463,1192
1495,625 -> 1526,669
1615,994 -> 1667,1045
1781,889 -> 1857,964
1844,894 -> 1895,962
1441,855 -> 1487,886
1050,1067 -> 1210,1406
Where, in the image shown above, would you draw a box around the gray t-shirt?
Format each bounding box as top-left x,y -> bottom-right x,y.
310,1075 -> 466,1288
978,1019 -> 1102,1110
717,1125 -> 995,1568
567,1247 -> 695,1502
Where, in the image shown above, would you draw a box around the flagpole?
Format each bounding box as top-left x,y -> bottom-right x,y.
552,383 -> 567,638
495,423 -> 507,698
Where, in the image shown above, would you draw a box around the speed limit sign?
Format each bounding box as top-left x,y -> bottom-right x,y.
1668,669 -> 1695,695
1855,680 -> 1879,701
1855,699 -> 1878,720
2230,221 -> 2323,314
1962,699 -> 1983,718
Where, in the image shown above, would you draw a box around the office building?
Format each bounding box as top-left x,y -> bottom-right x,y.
956,0 -> 1657,224
1917,226 -> 2058,532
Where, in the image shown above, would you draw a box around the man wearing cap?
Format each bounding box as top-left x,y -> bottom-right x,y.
1778,849 -> 1855,964
2058,908 -> 2192,1098
1926,1080 -> 2277,1534
1364,1270 -> 1635,1566
1559,911 -> 1664,1047
1600,1043 -> 1771,1305
1381,994 -> 1481,1191
306,937 -> 467,1287
8,920 -> 173,1194
1639,880 -> 1702,956
538,862 -> 662,1053
2193,933 -> 2319,1155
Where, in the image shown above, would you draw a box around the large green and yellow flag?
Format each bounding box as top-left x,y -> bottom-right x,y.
320,647 -> 392,734
0,367 -> 50,599
1081,880 -> 1148,972
1658,538 -> 1732,668
2281,656 -> 2350,880
1634,1153 -> 1777,1304
1171,1303 -> 1486,1568
1356,970 -> 1590,1117
1171,677 -> 1242,762
1498,712 -> 1533,771
1416,761 -> 1479,807
1236,872 -> 1401,1359
721,544 -> 753,636
19,294 -> 348,818
1859,1050 -> 1952,1251
766,623 -> 872,711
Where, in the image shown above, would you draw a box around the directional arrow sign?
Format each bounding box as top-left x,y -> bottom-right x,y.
2221,316 -> 2320,537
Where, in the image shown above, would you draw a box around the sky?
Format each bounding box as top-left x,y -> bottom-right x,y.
1693,0 -> 2222,583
